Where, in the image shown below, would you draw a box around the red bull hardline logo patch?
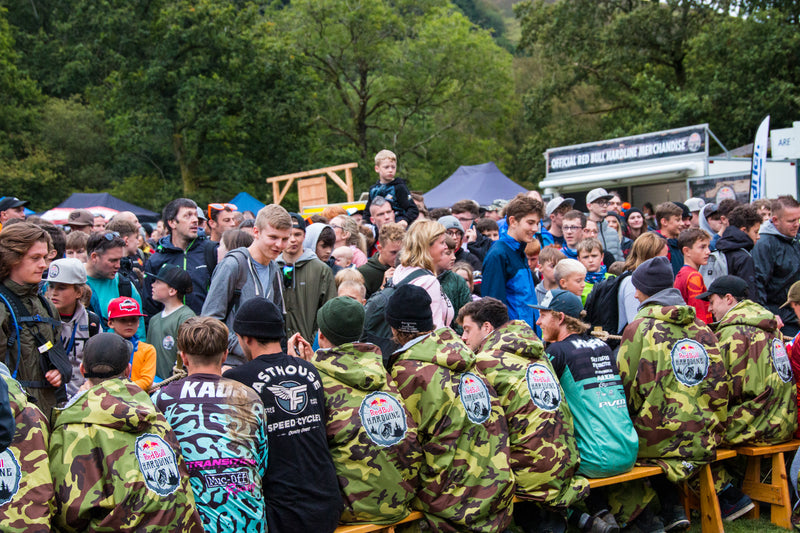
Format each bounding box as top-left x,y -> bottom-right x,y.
0,449 -> 21,505
772,338 -> 793,383
526,363 -> 561,411
136,434 -> 181,496
459,372 -> 490,424
359,391 -> 407,447
670,339 -> 709,387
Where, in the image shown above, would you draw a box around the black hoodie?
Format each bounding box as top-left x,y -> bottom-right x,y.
715,225 -> 757,301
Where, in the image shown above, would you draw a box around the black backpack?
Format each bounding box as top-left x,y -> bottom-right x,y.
584,270 -> 632,337
361,269 -> 430,365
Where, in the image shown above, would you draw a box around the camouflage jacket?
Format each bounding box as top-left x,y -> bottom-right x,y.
390,328 -> 514,532
475,321 -> 588,508
713,299 -> 797,445
49,378 -> 204,532
0,364 -> 54,533
617,288 -> 729,482
312,342 -> 421,525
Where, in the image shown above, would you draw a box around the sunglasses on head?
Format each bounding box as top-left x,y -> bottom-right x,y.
103,231 -> 121,241
208,203 -> 238,219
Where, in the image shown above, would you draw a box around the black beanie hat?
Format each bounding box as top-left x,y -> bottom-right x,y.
625,208 -> 644,223
385,284 -> 434,334
632,256 -> 674,297
317,296 -> 365,346
233,297 -> 285,339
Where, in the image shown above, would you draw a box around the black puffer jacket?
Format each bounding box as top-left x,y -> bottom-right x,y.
715,226 -> 756,301
752,221 -> 800,328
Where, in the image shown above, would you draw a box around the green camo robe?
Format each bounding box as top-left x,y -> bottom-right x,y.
713,299 -> 797,445
617,289 -> 729,482
0,365 -> 54,533
475,320 -> 588,508
312,342 -> 421,525
49,378 -> 204,533
390,327 -> 515,533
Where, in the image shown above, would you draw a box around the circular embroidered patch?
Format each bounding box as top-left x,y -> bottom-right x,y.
135,434 -> 180,496
772,338 -> 793,383
670,339 -> 709,387
459,372 -> 491,424
162,335 -> 175,351
359,391 -> 408,447
48,264 -> 60,279
526,363 -> 561,411
0,449 -> 21,506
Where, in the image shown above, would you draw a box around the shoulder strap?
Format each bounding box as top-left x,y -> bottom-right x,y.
394,268 -> 431,288
225,249 -> 251,318
205,241 -> 219,276
87,310 -> 102,336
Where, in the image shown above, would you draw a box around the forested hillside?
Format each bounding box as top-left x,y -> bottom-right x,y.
0,1 -> 797,211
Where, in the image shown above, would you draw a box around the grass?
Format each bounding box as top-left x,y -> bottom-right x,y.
687,515 -> 791,533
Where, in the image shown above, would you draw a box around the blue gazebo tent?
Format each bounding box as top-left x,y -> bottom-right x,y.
229,192 -> 266,215
423,162 -> 528,208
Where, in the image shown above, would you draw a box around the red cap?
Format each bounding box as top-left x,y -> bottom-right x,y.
107,297 -> 145,319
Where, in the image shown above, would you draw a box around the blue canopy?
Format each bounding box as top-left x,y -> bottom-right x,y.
230,192 -> 266,215
55,192 -> 159,222
423,162 -> 527,208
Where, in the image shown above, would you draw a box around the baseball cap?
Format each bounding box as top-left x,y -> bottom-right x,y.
107,296 -> 146,319
196,206 -> 207,221
82,332 -> 133,379
437,215 -> 463,233
149,264 -> 193,294
47,258 -> 87,285
67,209 -> 94,227
586,188 -> 613,205
484,199 -> 508,212
697,275 -> 749,301
528,289 -> 583,319
289,213 -> 307,232
545,196 -> 575,217
685,198 -> 706,213
673,201 -> 691,219
781,280 -> 800,309
0,197 -> 29,211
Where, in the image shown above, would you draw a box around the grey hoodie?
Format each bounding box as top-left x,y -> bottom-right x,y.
598,219 -> 623,262
201,247 -> 283,366
639,287 -> 687,310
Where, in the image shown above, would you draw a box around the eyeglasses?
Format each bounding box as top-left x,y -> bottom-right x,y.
454,216 -> 474,223
593,200 -> 610,207
445,229 -> 463,237
562,226 -> 583,232
329,224 -> 343,230
208,203 -> 237,219
584,229 -> 599,235
103,231 -> 121,241
282,265 -> 294,288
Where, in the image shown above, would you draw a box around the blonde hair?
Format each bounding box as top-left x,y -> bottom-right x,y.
335,268 -> 365,288
374,149 -> 397,165
338,280 -> 366,301
576,237 -> 603,255
553,258 -> 586,283
399,220 -> 445,272
452,261 -> 474,288
332,215 -> 366,253
255,204 -> 291,231
623,232 -> 667,272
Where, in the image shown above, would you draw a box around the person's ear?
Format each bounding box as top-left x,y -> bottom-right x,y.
79,362 -> 86,377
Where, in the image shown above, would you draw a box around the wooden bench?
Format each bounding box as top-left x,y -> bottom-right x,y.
737,439 -> 800,529
682,448 -> 737,533
334,511 -> 425,533
586,464 -> 664,488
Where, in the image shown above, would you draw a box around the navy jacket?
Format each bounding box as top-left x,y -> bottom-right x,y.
143,235 -> 214,316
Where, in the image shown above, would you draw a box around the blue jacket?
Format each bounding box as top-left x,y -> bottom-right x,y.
144,235 -> 214,316
482,234 -> 538,329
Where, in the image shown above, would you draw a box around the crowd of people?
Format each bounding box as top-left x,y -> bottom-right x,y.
1,148 -> 800,533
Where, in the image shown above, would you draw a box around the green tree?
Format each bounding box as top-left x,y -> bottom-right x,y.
280,0 -> 517,192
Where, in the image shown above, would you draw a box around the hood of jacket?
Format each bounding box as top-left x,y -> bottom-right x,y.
397,327 -> 475,372
638,288 -> 695,325
154,234 -> 206,254
2,277 -> 40,298
313,343 -> 387,391
759,220 -> 797,242
716,226 -> 755,252
479,320 -> 545,361
303,223 -> 332,252
51,378 -> 160,433
276,248 -> 317,268
717,299 -> 778,332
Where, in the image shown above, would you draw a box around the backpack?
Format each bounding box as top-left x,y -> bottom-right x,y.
584,270 -> 632,338
700,250 -> 728,288
361,268 -> 430,365
0,284 -> 72,391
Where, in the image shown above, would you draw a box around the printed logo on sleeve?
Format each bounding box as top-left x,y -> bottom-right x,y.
0,449 -> 21,506
359,391 -> 408,447
459,372 -> 490,424
135,434 -> 181,496
526,363 -> 561,411
670,339 -> 709,387
772,338 -> 793,383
